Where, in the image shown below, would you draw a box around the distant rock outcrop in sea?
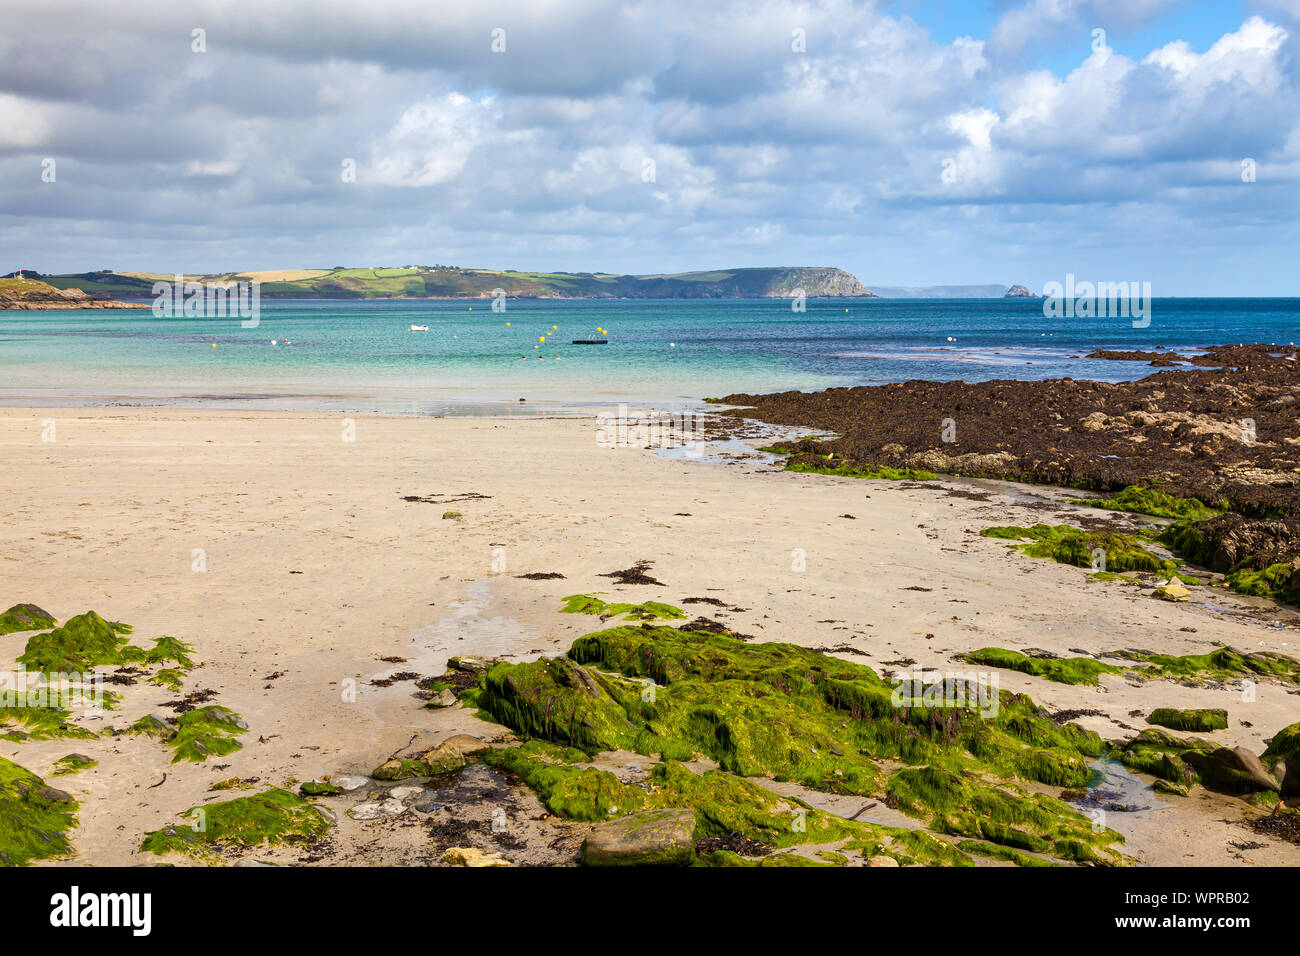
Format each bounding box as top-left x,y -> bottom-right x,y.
1004,284 -> 1040,298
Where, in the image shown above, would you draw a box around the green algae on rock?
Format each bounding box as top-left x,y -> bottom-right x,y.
1223,562 -> 1300,606
1147,708 -> 1228,733
130,706 -> 248,762
956,839 -> 1059,867
0,603 -> 56,635
465,622 -> 1126,865
169,706 -> 248,763
51,753 -> 97,776
778,451 -> 938,481
959,647 -> 1120,686
1072,486 -> 1223,521
887,766 -> 1124,865
486,743 -> 969,865
0,703 -> 98,742
148,668 -> 186,692
140,787 -> 331,860
582,807 -> 696,866
980,524 -> 1176,575
144,636 -> 194,669
0,756 -> 79,865
560,594 -> 686,622
1111,647 -> 1300,685
17,611 -> 140,672
469,625 -> 1105,793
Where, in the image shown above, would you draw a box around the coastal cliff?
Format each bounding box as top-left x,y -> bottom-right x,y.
0,277 -> 148,310
27,266 -> 876,301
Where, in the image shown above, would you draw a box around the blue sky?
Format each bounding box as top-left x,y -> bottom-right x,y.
1,0 -> 1298,294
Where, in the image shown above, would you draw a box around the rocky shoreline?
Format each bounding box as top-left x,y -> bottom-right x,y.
0,277 -> 148,310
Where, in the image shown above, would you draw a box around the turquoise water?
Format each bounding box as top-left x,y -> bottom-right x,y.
2,298 -> 1297,413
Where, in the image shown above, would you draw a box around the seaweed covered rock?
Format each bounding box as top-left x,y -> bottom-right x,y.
959,647 -> 1119,686
777,451 -> 938,482
0,756 -> 79,865
487,743 -> 972,865
372,734 -> 490,780
1117,728 -> 1281,795
1115,729 -> 1210,786
1262,722 -> 1300,795
168,707 -> 247,763
1073,486 -> 1222,521
582,808 -> 696,866
1158,513 -> 1300,572
887,767 -> 1124,865
560,594 -> 686,622
17,611 -> 136,672
0,603 -> 56,635
1183,747 -> 1280,795
1224,561 -> 1300,606
1112,647 -> 1300,685
468,625 -> 1104,795
1147,708 -> 1227,733
140,788 -> 332,859
468,625 -> 1127,866
1,702 -> 98,742
980,524 -> 1176,575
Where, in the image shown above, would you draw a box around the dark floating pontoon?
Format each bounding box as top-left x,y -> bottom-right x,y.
571,339 -> 609,345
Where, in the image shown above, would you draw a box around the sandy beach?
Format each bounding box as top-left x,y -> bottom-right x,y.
3,405 -> 1297,867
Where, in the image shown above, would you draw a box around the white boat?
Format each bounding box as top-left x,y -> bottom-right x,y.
409,324 -> 429,332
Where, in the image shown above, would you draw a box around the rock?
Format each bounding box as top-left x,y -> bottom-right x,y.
235,859 -> 275,867
371,759 -> 401,780
130,714 -> 177,741
1152,582 -> 1191,601
582,808 -> 695,867
346,798 -> 406,821
37,785 -> 73,804
333,775 -> 369,792
1262,722 -> 1300,795
422,734 -> 490,773
866,855 -> 900,867
1271,758 -> 1300,796
1185,746 -> 1280,794
413,800 -> 448,814
1147,708 -> 1227,733
299,780 -> 342,796
1152,779 -> 1189,797
446,656 -> 492,674
1004,284 -> 1039,299
388,786 -> 426,803
315,806 -> 338,825
441,846 -> 512,867
424,688 -> 458,708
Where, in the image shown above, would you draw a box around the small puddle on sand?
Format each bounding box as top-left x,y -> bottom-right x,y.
1066,757 -> 1171,850
368,581 -> 536,689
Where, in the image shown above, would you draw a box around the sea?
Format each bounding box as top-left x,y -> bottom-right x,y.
2,297 -> 1296,415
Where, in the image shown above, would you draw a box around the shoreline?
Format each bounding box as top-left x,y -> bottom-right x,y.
2,405 -> 1298,867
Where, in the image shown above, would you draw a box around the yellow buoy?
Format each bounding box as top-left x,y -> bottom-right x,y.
506,322 -> 511,326
539,336 -> 545,342
552,325 -> 557,330
211,343 -> 217,348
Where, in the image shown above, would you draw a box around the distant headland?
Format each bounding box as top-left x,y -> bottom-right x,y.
3,266 -> 875,302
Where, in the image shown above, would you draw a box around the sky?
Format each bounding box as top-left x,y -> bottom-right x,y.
2,0 -> 1299,294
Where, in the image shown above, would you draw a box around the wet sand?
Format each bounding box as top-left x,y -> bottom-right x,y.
1,406 -> 1297,866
